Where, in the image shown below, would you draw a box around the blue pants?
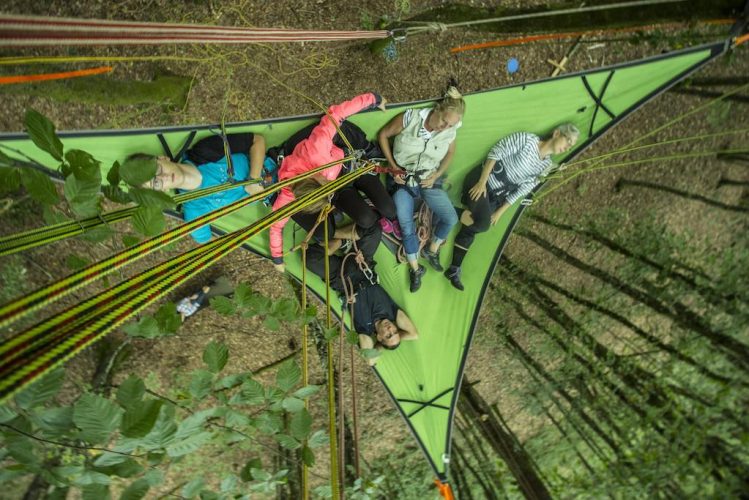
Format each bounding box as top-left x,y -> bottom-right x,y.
393,186 -> 458,261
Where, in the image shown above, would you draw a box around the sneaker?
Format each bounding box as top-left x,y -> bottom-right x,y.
444,266 -> 464,291
409,264 -> 426,293
379,217 -> 395,235
391,219 -> 402,239
338,239 -> 353,255
421,248 -> 443,271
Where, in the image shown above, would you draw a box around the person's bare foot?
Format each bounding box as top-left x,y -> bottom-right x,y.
328,238 -> 342,253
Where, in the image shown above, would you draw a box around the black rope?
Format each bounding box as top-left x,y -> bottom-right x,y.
401,387 -> 454,418
581,71 -> 616,136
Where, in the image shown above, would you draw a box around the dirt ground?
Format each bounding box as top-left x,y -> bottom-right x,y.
1,0 -> 748,497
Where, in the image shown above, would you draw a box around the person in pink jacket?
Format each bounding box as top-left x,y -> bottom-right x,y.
269,92 -> 394,272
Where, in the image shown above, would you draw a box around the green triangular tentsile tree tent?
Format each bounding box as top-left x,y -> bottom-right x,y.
0,40 -> 732,480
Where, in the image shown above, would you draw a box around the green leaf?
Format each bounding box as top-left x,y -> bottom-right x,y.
66,254 -> 90,271
189,370 -> 214,400
24,109 -> 63,161
65,149 -> 101,183
106,161 -> 121,186
263,316 -> 281,331
289,408 -> 312,441
254,412 -> 283,435
274,433 -> 301,450
346,330 -> 359,346
235,379 -> 264,405
276,360 -> 301,392
102,184 -> 130,204
73,393 -> 123,445
35,406 -> 74,435
209,296 -> 236,315
42,205 -> 69,225
78,224 -> 113,243
14,367 -> 65,409
233,283 -> 252,309
154,302 -> 181,335
117,375 -> 145,410
220,474 -> 238,493
324,326 -> 339,341
214,373 -> 247,390
0,148 -> 16,166
121,234 -> 141,248
0,166 -> 21,194
64,175 -> 100,217
127,187 -> 175,210
308,430 -> 328,449
361,348 -> 380,360
73,469 -> 111,486
120,156 -> 157,187
94,458 -> 143,478
144,469 -> 163,486
121,400 -> 163,438
301,445 -> 315,467
131,206 -> 165,237
281,397 -> 304,413
203,341 -> 229,374
240,459 -> 262,482
5,433 -> 38,466
175,408 -> 215,440
123,316 -> 161,339
81,484 -> 110,500
20,167 -> 59,205
182,477 -> 205,498
224,409 -> 250,428
140,404 -> 177,449
119,477 -> 150,500
293,385 -> 320,399
93,452 -> 129,467
166,431 -> 212,457
272,299 -> 297,321
0,405 -> 17,423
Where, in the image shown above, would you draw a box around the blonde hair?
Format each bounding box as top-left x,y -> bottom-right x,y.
292,178 -> 329,214
555,123 -> 580,143
433,86 -> 466,117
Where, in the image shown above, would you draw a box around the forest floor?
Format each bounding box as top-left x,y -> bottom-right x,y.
1,0 -> 748,497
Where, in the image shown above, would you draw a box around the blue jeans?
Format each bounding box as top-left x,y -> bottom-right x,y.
393,186 -> 458,261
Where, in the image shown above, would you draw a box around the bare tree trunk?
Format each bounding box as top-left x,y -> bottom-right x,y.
459,381 -> 552,500
615,178 -> 749,213
453,442 -> 500,500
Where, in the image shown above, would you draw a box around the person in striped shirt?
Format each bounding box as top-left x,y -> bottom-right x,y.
444,124 -> 580,290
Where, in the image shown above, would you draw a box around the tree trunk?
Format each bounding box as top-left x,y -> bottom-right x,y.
453,442 -> 500,500
615,178 -> 749,213
459,380 -> 552,500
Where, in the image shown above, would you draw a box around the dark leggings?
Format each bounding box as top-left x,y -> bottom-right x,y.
292,173 -> 395,242
305,224 -> 382,292
451,165 -> 504,267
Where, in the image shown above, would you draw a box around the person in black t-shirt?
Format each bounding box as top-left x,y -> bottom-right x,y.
305,224 -> 418,365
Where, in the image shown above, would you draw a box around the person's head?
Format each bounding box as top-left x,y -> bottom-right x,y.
427,86 -> 466,132
124,154 -> 185,191
292,178 -> 329,214
548,123 -> 580,155
374,318 -> 403,350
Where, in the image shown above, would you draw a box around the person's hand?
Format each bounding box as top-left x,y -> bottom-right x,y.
273,262 -> 286,273
490,209 -> 503,226
377,98 -> 388,112
469,181 -> 487,201
367,356 -> 379,366
245,182 -> 265,196
420,174 -> 437,188
393,173 -> 406,185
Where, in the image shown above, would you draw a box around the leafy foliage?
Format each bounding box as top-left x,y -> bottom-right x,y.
24,108 -> 63,161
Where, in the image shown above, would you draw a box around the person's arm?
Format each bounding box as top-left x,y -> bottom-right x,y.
468,158 -> 497,201
377,112 -> 406,184
245,134 -> 266,196
395,309 -> 418,340
358,334 -> 380,366
490,202 -> 511,226
504,178 -> 539,207
306,93 -> 381,160
421,140 -> 456,188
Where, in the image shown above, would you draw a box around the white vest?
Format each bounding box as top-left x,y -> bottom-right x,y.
393,109 -> 459,179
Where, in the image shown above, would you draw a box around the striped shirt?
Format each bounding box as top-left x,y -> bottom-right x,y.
486,132 -> 551,205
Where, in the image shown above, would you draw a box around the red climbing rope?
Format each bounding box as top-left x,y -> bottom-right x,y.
0,14 -> 389,46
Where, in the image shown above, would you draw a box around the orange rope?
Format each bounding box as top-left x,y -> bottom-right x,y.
450,19 -> 735,53
736,33 -> 749,46
0,65 -> 112,84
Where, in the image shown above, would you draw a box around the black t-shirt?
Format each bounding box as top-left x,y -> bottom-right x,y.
353,284 -> 398,336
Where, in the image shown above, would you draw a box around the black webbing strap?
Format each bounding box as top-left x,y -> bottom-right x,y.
581,71 -> 616,136
156,133 -> 175,162
399,387 -> 454,418
175,131 -> 197,162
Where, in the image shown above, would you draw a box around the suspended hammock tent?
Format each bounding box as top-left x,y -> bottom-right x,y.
0,40 -> 729,480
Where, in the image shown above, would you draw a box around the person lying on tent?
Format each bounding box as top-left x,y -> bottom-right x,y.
269,92 -> 395,273
377,86 -> 464,293
444,123 -> 580,290
305,223 -> 418,365
125,132 -> 268,243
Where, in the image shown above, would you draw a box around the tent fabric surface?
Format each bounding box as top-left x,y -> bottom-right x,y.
0,40 -> 727,479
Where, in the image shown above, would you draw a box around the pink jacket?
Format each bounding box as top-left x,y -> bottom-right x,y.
269,92 -> 379,262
